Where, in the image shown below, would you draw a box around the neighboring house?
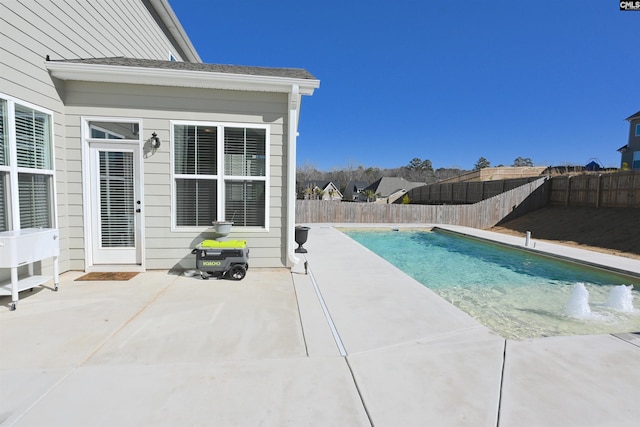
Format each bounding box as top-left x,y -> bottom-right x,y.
617,110 -> 640,169
301,181 -> 343,201
364,177 -> 423,203
0,0 -> 319,279
584,160 -> 603,172
342,181 -> 369,201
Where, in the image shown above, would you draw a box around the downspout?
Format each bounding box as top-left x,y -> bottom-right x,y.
287,84 -> 301,266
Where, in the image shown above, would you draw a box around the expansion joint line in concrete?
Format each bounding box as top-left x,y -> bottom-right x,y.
496,339 -> 507,427
291,272 -> 309,357
303,255 -> 347,356
7,277 -> 178,426
78,278 -> 176,366
345,357 -> 375,427
301,256 -> 374,425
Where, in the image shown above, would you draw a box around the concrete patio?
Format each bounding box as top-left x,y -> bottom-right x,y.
1,225 -> 639,426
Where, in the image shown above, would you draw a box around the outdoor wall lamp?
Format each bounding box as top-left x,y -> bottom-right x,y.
151,132 -> 161,149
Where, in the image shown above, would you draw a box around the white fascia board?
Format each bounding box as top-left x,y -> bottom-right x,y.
45,62 -> 320,95
148,0 -> 202,62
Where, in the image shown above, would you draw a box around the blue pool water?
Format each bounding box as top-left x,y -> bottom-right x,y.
344,229 -> 640,339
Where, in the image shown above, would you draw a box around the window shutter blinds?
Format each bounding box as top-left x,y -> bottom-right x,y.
15,105 -> 51,170
196,128 -> 217,175
174,125 -> 196,174
224,127 -> 266,176
99,151 -> 135,247
176,178 -> 217,226
223,127 -> 266,226
174,125 -> 217,175
18,173 -> 51,228
0,99 -> 7,166
0,174 -> 6,232
0,100 -> 6,231
225,181 -> 265,227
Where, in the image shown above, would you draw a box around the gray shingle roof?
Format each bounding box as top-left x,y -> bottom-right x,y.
365,177 -> 424,197
625,110 -> 640,121
48,57 -> 316,80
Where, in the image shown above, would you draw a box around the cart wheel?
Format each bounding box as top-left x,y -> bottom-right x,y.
54,284 -> 59,291
201,272 -> 209,280
226,265 -> 246,281
10,302 -> 16,311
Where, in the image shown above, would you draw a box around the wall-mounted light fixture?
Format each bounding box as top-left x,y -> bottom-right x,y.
151,132 -> 161,149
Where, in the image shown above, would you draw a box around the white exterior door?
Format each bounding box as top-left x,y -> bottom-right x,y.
83,120 -> 143,269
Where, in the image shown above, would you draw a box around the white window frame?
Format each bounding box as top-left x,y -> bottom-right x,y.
635,123 -> 640,137
170,121 -> 270,232
0,93 -> 57,232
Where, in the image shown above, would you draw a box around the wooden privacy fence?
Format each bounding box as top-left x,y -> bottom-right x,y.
549,171 -> 640,208
406,177 -> 541,205
296,177 -> 549,229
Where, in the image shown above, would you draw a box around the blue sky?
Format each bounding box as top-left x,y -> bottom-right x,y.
169,0 -> 639,171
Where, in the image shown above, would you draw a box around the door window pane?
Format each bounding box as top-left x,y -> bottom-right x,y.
89,121 -> 138,139
99,151 -> 135,247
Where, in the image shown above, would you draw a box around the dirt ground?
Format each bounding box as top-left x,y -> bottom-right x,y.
490,206 -> 640,261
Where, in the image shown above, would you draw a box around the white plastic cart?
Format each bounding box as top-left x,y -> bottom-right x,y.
0,228 -> 60,310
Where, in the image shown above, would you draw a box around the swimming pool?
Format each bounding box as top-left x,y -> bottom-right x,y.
344,229 -> 640,339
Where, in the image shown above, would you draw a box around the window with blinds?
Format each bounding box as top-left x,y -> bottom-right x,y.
173,122 -> 268,229
0,96 -> 54,231
174,125 -> 218,226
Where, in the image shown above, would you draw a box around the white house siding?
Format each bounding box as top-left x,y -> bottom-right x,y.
62,81 -> 291,269
0,0 -> 197,279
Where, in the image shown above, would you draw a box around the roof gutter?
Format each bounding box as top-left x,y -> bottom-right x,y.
45,62 -> 319,95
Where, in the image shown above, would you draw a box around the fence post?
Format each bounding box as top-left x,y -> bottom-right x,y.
565,175 -> 571,207
595,174 -> 601,208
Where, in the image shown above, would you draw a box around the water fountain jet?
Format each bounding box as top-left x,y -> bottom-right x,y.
564,282 -> 591,317
605,285 -> 634,312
